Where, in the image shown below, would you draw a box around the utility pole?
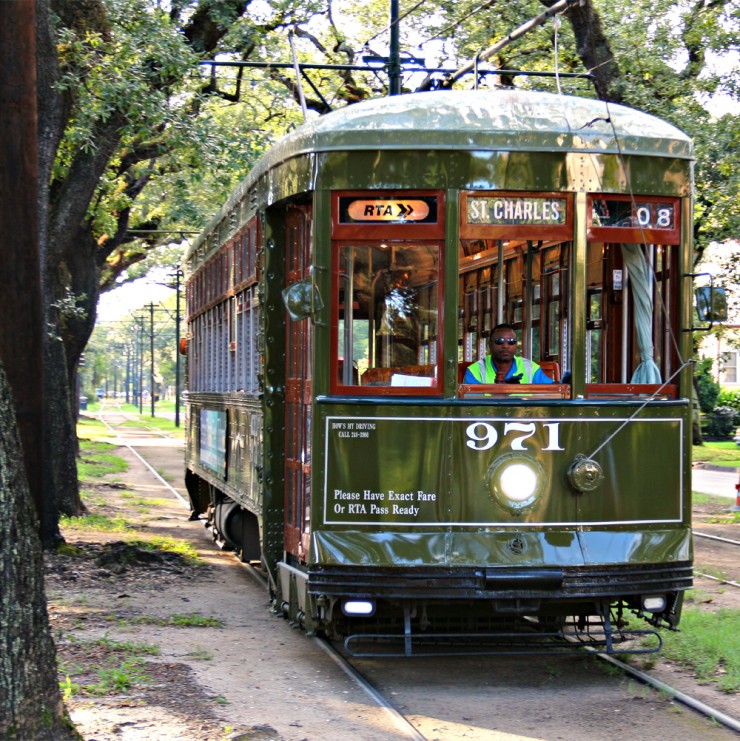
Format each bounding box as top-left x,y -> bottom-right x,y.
388,0 -> 401,95
136,316 -> 144,414
125,344 -> 131,404
174,268 -> 183,428
149,302 -> 155,417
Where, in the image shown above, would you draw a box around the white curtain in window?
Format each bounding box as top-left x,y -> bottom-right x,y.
621,243 -> 661,383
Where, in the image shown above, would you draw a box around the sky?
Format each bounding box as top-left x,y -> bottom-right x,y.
97,267 -> 179,324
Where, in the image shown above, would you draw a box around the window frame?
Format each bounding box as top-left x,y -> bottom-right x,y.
329,190 -> 445,397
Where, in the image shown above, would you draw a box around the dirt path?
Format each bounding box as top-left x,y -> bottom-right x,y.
48,428 -> 407,741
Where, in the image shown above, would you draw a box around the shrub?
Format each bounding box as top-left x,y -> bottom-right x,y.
717,389 -> 740,424
703,406 -> 737,439
696,358 -> 720,413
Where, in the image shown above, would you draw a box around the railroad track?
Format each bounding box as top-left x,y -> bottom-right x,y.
95,400 -> 176,439
313,624 -> 740,738
695,531 -> 740,548
693,530 -> 740,590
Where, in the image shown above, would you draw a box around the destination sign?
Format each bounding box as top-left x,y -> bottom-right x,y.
467,196 -> 567,226
339,196 -> 437,224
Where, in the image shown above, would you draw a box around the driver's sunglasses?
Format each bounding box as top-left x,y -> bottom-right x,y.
493,337 -> 517,346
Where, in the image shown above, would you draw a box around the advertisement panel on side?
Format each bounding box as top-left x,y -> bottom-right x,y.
200,409 -> 227,479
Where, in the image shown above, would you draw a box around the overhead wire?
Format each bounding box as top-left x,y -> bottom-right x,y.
416,0 -> 498,49
361,0 -> 427,47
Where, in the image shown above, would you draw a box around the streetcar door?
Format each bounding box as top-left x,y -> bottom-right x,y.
284,204 -> 313,562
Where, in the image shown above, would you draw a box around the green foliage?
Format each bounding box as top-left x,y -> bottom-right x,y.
696,357 -> 721,412
704,406 -> 737,439
717,388 -> 740,421
92,635 -> 159,655
87,659 -> 150,695
45,0 -> 739,306
60,633 -> 160,700
129,612 -> 223,627
128,536 -> 202,564
60,513 -> 132,532
60,675 -> 80,701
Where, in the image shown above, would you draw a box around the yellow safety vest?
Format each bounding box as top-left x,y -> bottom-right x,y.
468,355 -> 535,383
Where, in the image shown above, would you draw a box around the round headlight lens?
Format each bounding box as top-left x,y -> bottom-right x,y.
499,463 -> 538,502
487,455 -> 544,512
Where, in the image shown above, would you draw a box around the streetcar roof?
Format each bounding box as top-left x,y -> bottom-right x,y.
187,89 -> 692,260
264,88 -> 693,163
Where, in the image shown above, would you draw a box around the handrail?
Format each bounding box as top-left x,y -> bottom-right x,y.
458,383 -> 570,399
584,384 -> 679,399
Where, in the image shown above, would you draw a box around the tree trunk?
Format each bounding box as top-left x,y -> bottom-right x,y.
0,364 -> 78,739
46,225 -> 102,519
554,0 -> 623,102
46,333 -> 85,518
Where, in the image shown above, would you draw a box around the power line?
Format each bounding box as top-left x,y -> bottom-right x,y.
361,0 -> 426,46
416,0 -> 498,49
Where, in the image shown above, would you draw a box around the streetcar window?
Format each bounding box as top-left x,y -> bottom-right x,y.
187,219 -> 261,395
585,241 -> 679,386
335,242 -> 440,391
458,239 -> 571,383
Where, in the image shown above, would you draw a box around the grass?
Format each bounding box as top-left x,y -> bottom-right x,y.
186,649 -> 214,661
77,416 -> 111,434
128,612 -> 223,628
59,635 -> 159,699
120,416 -> 184,435
92,635 -> 159,655
60,513 -> 133,532
659,605 -> 740,692
692,440 -> 740,468
82,401 -> 185,438
129,536 -> 202,564
77,440 -> 129,480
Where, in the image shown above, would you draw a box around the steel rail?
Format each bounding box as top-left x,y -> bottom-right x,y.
314,637 -> 428,741
94,405 -> 189,508
593,650 -> 740,734
694,530 -> 740,547
694,571 -> 740,589
93,404 -> 739,734
98,400 -> 175,439
95,406 -> 425,738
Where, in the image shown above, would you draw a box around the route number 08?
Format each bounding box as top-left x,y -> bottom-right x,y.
636,205 -> 673,229
465,421 -> 564,452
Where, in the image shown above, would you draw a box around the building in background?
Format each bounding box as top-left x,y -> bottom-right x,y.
696,240 -> 740,389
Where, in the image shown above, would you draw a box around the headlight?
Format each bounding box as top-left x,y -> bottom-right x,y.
499,463 -> 538,502
342,599 -> 375,616
642,595 -> 666,613
487,454 -> 544,512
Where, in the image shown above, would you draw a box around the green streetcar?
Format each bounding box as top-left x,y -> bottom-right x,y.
184,88 -> 699,655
